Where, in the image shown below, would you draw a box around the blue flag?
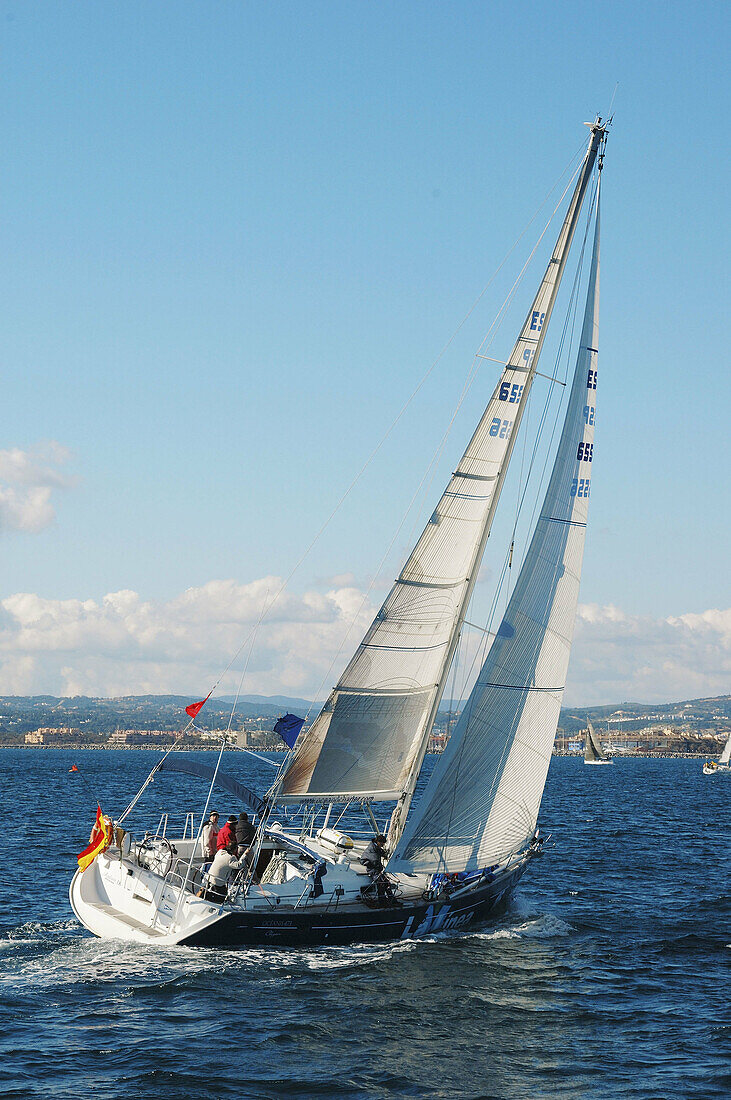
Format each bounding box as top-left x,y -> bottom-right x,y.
273,713 -> 305,749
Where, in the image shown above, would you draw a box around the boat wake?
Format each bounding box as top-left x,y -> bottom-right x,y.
0,896 -> 574,994
0,918 -> 79,945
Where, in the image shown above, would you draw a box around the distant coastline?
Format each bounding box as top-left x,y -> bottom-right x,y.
11,744 -> 715,760
1,692 -> 728,758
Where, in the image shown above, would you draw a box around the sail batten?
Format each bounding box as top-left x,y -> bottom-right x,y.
389,182 -> 603,873
276,124 -> 606,806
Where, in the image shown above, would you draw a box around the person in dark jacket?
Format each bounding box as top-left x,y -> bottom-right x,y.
360,834 -> 399,903
361,834 -> 387,875
236,812 -> 256,855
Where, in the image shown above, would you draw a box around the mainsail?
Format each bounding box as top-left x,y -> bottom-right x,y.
277,124 -> 605,805
389,186 -> 602,874
584,719 -> 608,763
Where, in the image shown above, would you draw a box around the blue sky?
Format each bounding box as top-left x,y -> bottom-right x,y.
1,1 -> 728,703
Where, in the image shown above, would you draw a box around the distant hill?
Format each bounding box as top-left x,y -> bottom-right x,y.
219,694 -> 320,713
0,692 -> 728,740
557,695 -> 731,733
0,693 -> 315,736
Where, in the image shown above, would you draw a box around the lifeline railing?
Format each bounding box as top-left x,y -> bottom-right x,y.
153,812 -> 197,840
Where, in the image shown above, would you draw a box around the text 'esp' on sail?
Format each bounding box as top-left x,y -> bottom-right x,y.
389,187 -> 602,873
276,124 -> 605,806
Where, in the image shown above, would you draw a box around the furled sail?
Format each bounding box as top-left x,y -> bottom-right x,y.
277,126 -> 605,804
389,188 -> 602,872
584,719 -> 608,763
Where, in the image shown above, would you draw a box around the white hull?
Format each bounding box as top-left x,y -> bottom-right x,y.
584,759 -> 612,765
703,764 -> 730,776
69,830 -> 535,947
69,852 -> 230,945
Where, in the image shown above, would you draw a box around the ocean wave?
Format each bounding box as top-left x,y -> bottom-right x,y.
298,938 -> 420,970
0,918 -> 79,944
471,912 -> 575,941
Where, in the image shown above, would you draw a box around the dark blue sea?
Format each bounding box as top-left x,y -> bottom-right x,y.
0,749 -> 728,1099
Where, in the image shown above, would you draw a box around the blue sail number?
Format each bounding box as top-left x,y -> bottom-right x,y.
499,382 -> 524,403
577,441 -> 594,462
570,478 -> 591,498
489,418 -> 513,439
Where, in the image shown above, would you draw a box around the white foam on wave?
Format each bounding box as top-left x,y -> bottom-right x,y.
0,924 -> 392,992
470,913 -> 575,941
2,918 -> 78,941
297,938 -> 419,971
0,914 -> 574,992
0,894 -> 573,991
0,932 -> 242,993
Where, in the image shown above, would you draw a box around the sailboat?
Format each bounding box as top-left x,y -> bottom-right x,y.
703,731 -> 731,775
70,119 -> 609,947
584,719 -> 612,765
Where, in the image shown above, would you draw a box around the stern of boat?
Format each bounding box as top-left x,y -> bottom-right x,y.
69,852 -> 232,945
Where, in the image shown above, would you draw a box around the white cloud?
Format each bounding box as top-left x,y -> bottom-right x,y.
0,443 -> 74,534
0,577 -> 376,698
565,603 -> 731,705
0,575 -> 727,707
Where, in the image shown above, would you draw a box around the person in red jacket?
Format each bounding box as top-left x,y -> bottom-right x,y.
216,815 -> 237,851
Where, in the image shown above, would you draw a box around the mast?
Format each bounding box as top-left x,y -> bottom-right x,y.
388,120 -> 607,847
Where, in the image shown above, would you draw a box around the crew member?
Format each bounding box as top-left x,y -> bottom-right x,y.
236,812 -> 256,855
361,833 -> 399,903
216,815 -> 238,851
201,811 -> 220,859
362,833 -> 387,876
199,841 -> 242,902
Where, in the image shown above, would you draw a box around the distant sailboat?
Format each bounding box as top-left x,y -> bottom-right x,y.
703,731 -> 731,775
70,119 -> 610,946
584,719 -> 612,765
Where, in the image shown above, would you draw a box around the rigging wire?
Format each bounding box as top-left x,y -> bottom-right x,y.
442,169 -> 601,727
510,173 -> 600,574
226,591 -> 269,733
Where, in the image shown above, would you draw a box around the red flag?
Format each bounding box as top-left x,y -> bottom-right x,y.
69,764 -> 79,773
185,692 -> 211,719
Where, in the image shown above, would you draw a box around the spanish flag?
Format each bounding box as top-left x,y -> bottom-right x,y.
77,805 -> 112,872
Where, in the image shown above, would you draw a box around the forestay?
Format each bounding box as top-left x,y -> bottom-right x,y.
277,128 -> 604,805
389,191 -> 602,873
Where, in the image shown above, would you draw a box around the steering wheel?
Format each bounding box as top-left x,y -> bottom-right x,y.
138,837 -> 174,878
